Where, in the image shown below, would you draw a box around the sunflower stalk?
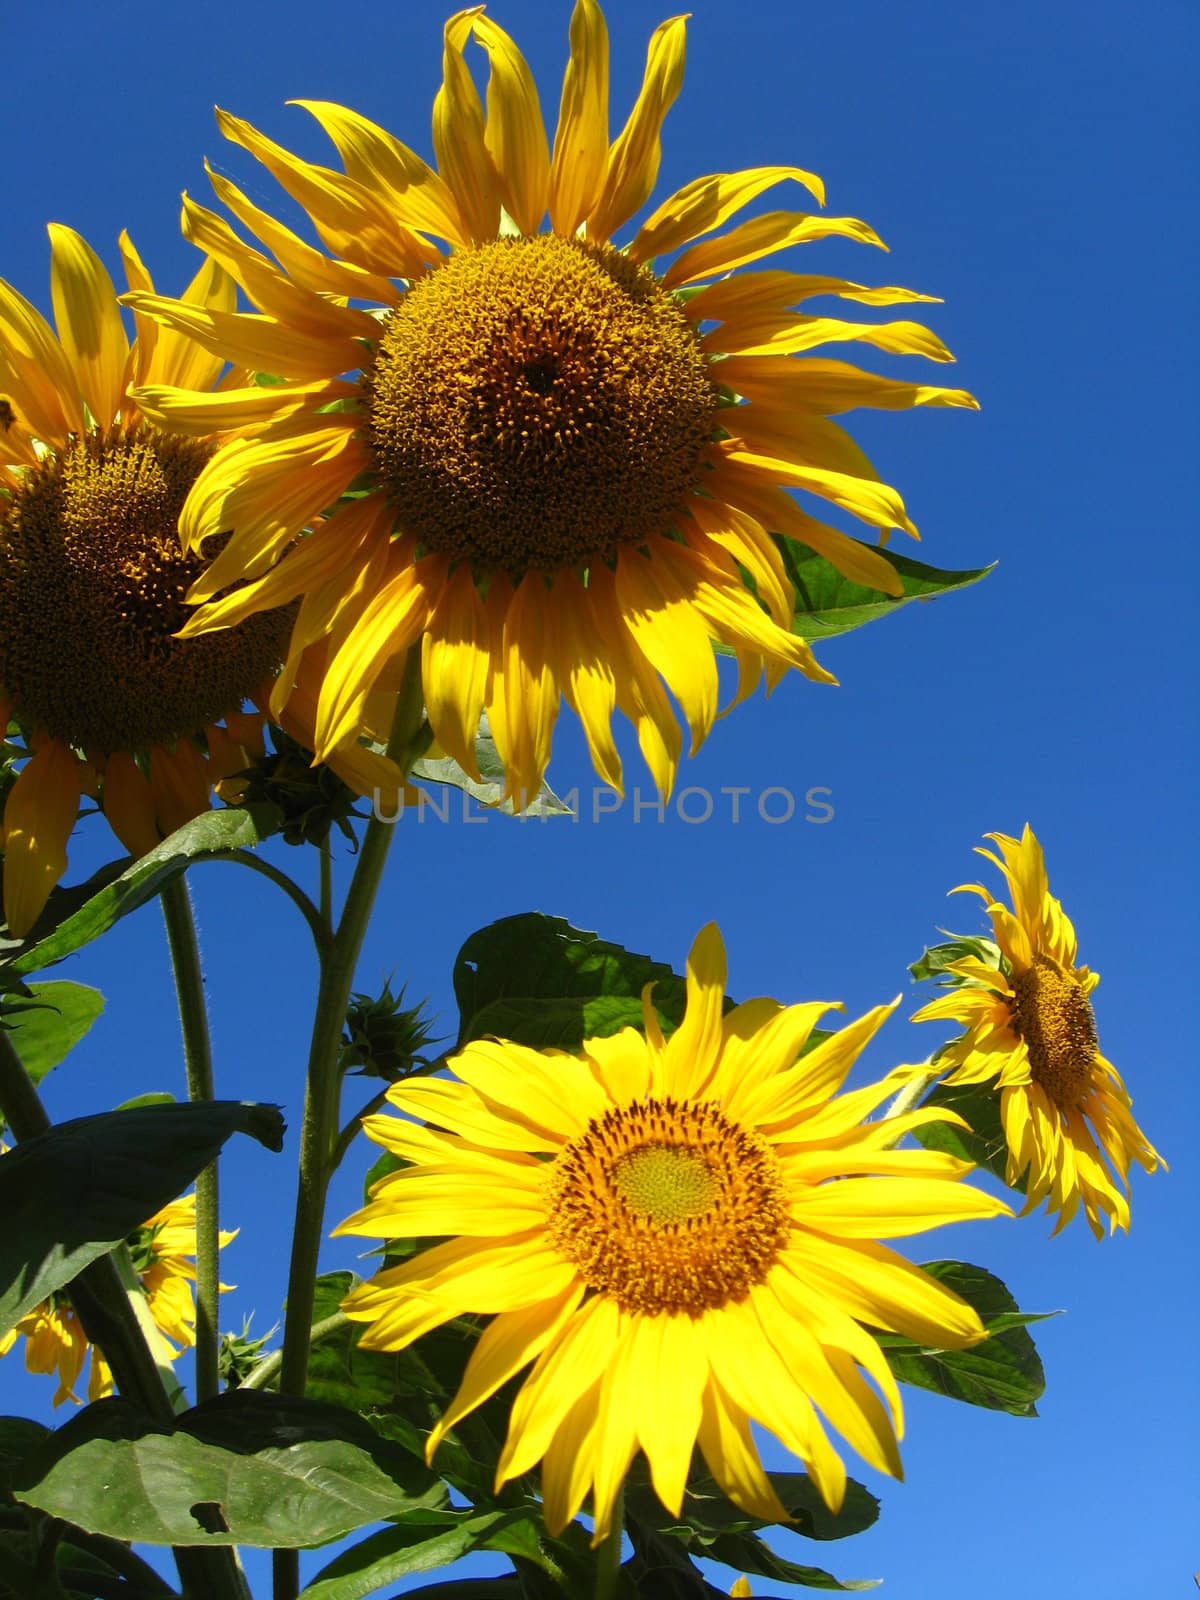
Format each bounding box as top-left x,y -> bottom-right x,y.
593,1483 -> 625,1600
272,651 -> 425,1600
159,874 -> 220,1404
0,1028 -> 249,1600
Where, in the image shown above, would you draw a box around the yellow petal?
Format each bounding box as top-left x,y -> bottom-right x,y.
216,107 -> 438,279
720,353 -> 978,415
720,445 -> 918,538
706,313 -> 954,364
0,274 -> 84,442
614,545 -> 719,758
631,166 -> 825,265
696,1378 -> 789,1524
144,254 -> 238,396
473,14 -> 550,235
550,0 -> 610,236
664,211 -> 885,289
148,743 -> 210,837
422,564 -> 490,781
588,15 -> 688,242
497,573 -> 560,805
206,163 -> 403,305
658,922 -> 727,1098
292,100 -> 467,246
102,752 -> 160,857
546,569 -> 623,795
2,744 -> 82,937
47,224 -> 129,428
433,10 -> 501,244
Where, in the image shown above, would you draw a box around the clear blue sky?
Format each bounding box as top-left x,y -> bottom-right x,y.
5,2 -> 1197,1596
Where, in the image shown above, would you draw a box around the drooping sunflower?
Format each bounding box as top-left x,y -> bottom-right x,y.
0,226 -> 296,937
126,0 -> 977,803
0,1192 -> 233,1406
334,924 -> 1009,1539
912,827 -> 1162,1238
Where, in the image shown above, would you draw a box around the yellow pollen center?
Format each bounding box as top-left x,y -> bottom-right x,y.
0,427 -> 293,754
611,1144 -> 719,1224
547,1096 -> 790,1317
1009,957 -> 1099,1108
362,233 -> 715,573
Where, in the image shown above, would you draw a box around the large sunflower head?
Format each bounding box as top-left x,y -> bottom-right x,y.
334,924 -> 1009,1539
126,0 -> 977,803
0,1190 -> 233,1405
912,826 -> 1163,1238
0,226 -> 295,937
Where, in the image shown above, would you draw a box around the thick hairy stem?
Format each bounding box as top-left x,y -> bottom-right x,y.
159,875 -> 219,1404
272,652 -> 425,1600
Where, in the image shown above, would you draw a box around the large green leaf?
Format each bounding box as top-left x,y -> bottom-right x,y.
910,1077 -> 1016,1187
630,1469 -> 878,1546
0,1101 -> 285,1337
453,913 -> 691,1050
877,1260 -> 1052,1416
0,1418 -> 50,1498
777,536 -> 994,642
412,723 -> 571,820
13,1392 -> 444,1548
0,983 -> 104,1134
0,803 -> 283,979
300,1509 -> 542,1600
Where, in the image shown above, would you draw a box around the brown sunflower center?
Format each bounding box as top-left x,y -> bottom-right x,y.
546,1096 -> 790,1317
1009,957 -> 1099,1108
362,233 -> 714,572
0,427 -> 293,755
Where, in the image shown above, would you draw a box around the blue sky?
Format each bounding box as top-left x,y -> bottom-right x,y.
4,1 -> 1197,1596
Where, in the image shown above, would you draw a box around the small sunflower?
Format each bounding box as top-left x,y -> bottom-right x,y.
127,0 -> 976,803
0,226 -> 296,937
0,1192 -> 234,1405
912,827 -> 1162,1237
334,924 -> 1009,1540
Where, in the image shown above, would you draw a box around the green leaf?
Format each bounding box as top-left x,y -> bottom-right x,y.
777,536 -> 994,643
0,1101 -> 285,1337
699,1530 -> 877,1591
412,724 -> 571,820
0,1418 -> 51,1498
0,984 -> 104,1134
453,913 -> 691,1050
877,1260 -> 1053,1416
908,934 -> 1000,984
1,803 -> 283,978
634,1470 -> 878,1545
910,1077 -> 1015,1187
13,1391 -> 445,1548
300,1509 -> 534,1600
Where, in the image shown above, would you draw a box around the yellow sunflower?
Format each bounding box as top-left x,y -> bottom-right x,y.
0,1192 -> 234,1406
0,226 -> 296,938
912,827 -> 1162,1238
333,924 -> 1009,1540
126,0 -> 977,803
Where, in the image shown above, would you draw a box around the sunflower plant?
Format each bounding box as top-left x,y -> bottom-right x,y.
0,5 -> 1160,1600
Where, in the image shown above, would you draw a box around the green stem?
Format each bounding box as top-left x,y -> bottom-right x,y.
272,653 -> 425,1600
329,1087 -> 390,1174
206,849 -> 329,957
880,1062 -> 942,1147
593,1482 -> 625,1600
0,1029 -> 247,1600
160,875 -> 220,1405
318,844 -> 334,934
240,1310 -> 348,1392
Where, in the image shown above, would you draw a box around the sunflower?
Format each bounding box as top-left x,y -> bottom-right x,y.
126,0 -> 977,804
333,924 -> 1009,1539
0,227 -> 296,938
912,827 -> 1162,1237
0,1192 -> 234,1406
